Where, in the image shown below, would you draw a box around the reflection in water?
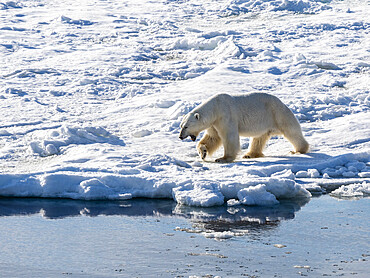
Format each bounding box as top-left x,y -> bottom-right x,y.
0,198 -> 177,219
0,197 -> 309,236
174,199 -> 309,238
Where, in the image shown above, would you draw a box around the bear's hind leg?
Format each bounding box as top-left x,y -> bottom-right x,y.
243,133 -> 270,159
197,126 -> 222,160
282,129 -> 309,154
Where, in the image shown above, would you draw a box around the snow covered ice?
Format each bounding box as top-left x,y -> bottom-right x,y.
0,0 -> 369,206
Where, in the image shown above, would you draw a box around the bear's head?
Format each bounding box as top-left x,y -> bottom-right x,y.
179,112 -> 203,141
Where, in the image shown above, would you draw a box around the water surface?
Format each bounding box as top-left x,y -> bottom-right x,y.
0,196 -> 368,277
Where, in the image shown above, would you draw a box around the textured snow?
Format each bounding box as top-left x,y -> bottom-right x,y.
330,182 -> 370,198
0,0 -> 369,206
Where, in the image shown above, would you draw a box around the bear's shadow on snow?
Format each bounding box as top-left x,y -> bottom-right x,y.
0,197 -> 308,235
207,152 -> 333,170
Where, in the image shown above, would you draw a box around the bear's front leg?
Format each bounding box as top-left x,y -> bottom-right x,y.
243,134 -> 270,159
197,127 -> 222,161
215,125 -> 240,163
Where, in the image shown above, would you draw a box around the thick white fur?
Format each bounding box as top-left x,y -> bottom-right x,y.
179,93 -> 309,163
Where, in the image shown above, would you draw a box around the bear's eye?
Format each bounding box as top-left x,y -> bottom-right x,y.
183,126 -> 187,129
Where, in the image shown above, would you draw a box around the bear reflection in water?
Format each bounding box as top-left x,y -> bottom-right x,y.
0,197 -> 308,236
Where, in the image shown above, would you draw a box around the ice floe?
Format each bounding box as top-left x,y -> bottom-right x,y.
0,0 -> 369,206
330,182 -> 370,198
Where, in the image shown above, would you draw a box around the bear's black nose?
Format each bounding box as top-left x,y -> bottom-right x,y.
179,136 -> 184,140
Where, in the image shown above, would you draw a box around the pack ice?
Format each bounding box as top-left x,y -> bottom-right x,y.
0,0 -> 369,206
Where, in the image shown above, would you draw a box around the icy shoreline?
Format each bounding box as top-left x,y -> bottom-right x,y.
0,150 -> 368,206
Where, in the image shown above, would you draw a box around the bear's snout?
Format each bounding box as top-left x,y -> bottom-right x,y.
179,133 -> 196,141
179,135 -> 196,141
179,131 -> 188,140
179,128 -> 189,140
179,127 -> 197,141
179,129 -> 187,140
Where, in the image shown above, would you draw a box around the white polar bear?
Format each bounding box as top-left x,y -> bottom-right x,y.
179,93 -> 309,163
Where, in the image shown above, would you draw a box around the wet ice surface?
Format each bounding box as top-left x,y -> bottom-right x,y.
0,195 -> 368,277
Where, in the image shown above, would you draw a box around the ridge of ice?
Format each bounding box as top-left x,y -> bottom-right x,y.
220,0 -> 332,16
330,182 -> 370,198
29,126 -> 125,157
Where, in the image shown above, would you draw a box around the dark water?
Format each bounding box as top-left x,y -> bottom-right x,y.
0,195 -> 368,277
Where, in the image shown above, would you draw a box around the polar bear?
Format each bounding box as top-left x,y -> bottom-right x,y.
179,93 -> 309,163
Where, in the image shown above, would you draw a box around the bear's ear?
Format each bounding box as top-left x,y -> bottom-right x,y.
194,113 -> 200,120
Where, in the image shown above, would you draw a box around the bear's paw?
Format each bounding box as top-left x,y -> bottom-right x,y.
197,144 -> 208,160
